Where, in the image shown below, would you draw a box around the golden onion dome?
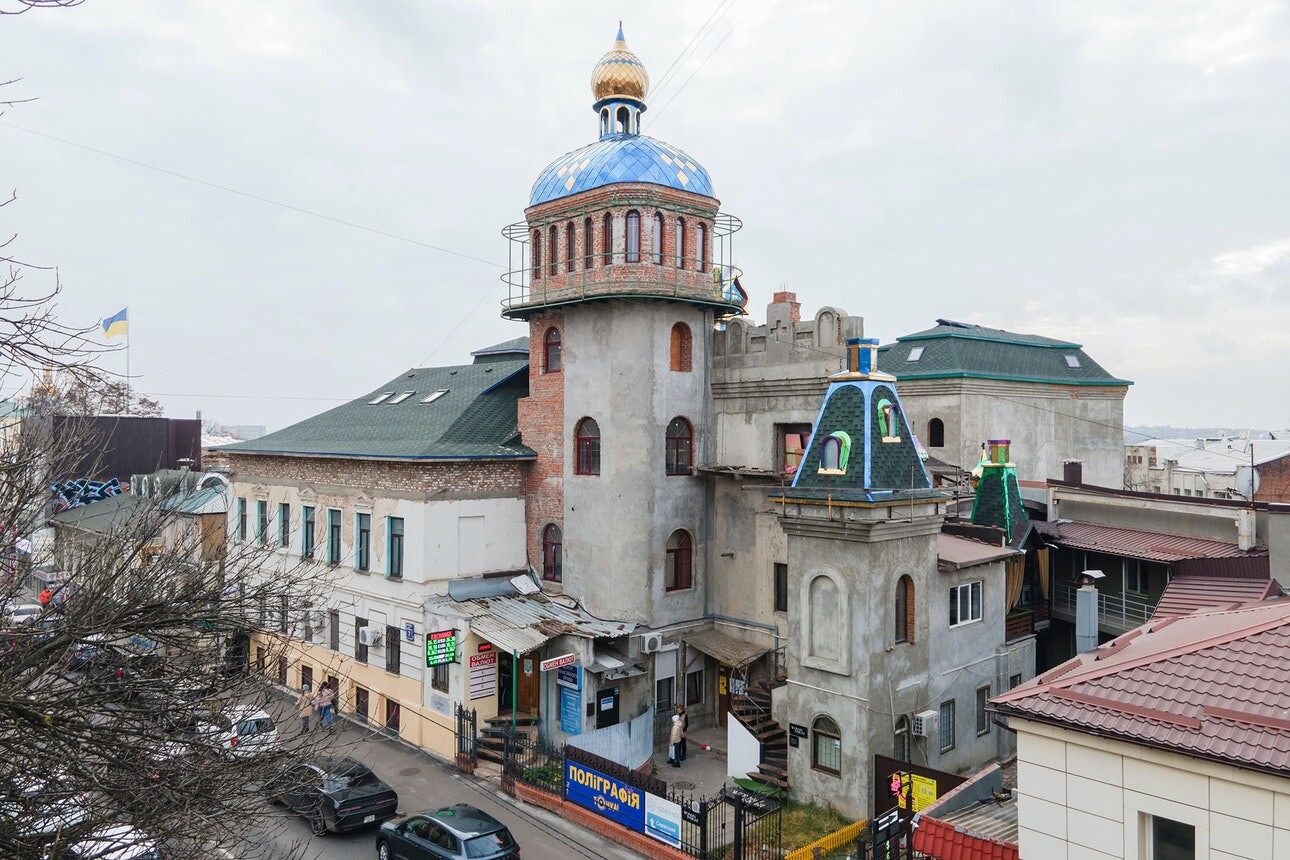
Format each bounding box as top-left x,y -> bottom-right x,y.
591,23 -> 649,103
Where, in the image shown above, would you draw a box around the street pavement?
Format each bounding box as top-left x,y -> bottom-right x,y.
239,703 -> 647,860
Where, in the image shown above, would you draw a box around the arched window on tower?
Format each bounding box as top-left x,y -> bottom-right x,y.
565,222 -> 575,273
895,575 -> 914,644
928,418 -> 945,448
543,327 -> 561,374
532,230 -> 542,281
542,524 -> 562,583
676,218 -> 686,269
600,108 -> 610,137
616,106 -> 630,134
584,218 -> 594,269
697,222 -> 708,273
666,530 -> 693,591
625,211 -> 641,263
812,715 -> 842,776
666,417 -> 693,476
548,226 -> 558,276
575,418 -> 601,476
669,323 -> 692,372
651,212 -> 664,265
602,213 -> 613,265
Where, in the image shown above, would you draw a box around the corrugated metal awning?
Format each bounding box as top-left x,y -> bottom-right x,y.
427,592 -> 634,655
684,630 -> 769,668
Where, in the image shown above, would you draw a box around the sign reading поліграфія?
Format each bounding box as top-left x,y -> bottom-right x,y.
564,759 -> 681,847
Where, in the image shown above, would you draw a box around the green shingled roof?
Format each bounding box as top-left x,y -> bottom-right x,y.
878,319 -> 1131,386
219,360 -> 534,460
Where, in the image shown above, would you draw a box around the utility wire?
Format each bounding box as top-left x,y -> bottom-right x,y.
648,0 -> 737,99
652,23 -> 741,122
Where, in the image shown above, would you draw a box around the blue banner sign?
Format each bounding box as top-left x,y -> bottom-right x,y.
560,686 -> 582,735
565,760 -> 644,832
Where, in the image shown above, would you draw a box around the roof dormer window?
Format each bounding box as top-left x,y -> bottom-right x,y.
388,391 -> 416,404
1064,354 -> 1081,368
818,431 -> 852,476
421,389 -> 449,404
907,346 -> 924,362
368,392 -> 394,405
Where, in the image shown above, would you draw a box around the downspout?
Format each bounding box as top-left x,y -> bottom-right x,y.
512,649 -> 519,729
702,307 -> 713,621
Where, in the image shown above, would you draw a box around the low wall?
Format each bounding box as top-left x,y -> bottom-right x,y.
566,708 -> 655,769
727,711 -> 760,781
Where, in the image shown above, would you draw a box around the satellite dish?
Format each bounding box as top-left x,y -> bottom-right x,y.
1236,466 -> 1260,499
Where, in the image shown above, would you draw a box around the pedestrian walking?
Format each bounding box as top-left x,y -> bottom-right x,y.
314,681 -> 335,732
677,705 -> 689,761
38,587 -> 51,606
296,683 -> 313,733
668,711 -> 683,768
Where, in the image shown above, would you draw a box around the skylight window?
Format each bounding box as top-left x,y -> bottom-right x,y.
421,389 -> 449,404
1064,354 -> 1081,368
368,392 -> 394,405
388,391 -> 416,404
906,347 -> 925,362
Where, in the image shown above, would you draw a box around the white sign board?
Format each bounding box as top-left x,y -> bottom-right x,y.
468,651 -> 497,700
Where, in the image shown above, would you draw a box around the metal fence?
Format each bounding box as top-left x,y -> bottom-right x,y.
454,704 -> 476,773
1052,581 -> 1153,631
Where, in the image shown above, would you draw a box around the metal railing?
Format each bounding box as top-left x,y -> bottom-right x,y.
1051,582 -> 1154,632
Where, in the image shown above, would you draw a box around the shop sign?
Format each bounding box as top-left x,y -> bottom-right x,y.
565,759 -> 644,832
425,629 -> 457,667
468,650 -> 497,700
556,663 -> 581,690
540,652 -> 578,672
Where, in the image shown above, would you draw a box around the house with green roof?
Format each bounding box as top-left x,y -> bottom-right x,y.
879,319 -> 1131,489
218,339 -> 538,760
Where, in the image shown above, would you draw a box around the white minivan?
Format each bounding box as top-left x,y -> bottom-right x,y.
193,705 -> 280,758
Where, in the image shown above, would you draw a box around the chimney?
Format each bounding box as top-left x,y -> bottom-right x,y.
772,291 -> 800,323
1075,570 -> 1104,654
1063,460 -> 1083,484
846,337 -> 881,375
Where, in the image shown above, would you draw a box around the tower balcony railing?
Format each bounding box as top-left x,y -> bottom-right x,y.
1051,581 -> 1154,634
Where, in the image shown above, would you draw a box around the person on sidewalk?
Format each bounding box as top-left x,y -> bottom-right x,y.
668,711 -> 683,767
38,587 -> 51,606
314,681 -> 335,732
295,682 -> 313,733
677,704 -> 689,761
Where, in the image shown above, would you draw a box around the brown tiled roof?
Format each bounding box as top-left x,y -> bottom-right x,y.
911,817 -> 1018,860
1152,574 -> 1282,620
991,600 -> 1290,776
1031,520 -> 1266,562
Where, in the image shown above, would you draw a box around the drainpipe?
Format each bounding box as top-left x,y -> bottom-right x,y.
1075,570 -> 1104,655
702,307 -> 713,621
512,649 -> 519,729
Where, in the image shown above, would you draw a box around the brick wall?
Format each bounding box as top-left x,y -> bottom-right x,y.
1255,455 -> 1290,503
225,453 -> 526,498
518,311 -> 566,577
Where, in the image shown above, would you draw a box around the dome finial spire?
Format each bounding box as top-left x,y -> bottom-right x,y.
591,22 -> 650,137
616,21 -> 624,42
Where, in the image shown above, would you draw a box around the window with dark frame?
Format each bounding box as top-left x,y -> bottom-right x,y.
565,222 -> 575,273
625,210 -> 641,262
928,418 -> 945,447
584,217 -> 594,269
302,506 -> 315,559
355,617 -> 369,664
685,668 -> 704,705
976,685 -> 991,736
301,664 -> 313,689
777,423 -> 812,475
665,417 -> 693,475
278,502 -> 290,548
356,512 -> 371,571
575,417 -> 601,475
385,625 -> 400,674
432,663 -> 449,693
257,500 -> 268,546
651,212 -> 664,265
388,517 -> 404,578
949,580 -> 982,626
385,699 -> 401,733
1149,814 -> 1196,859
327,509 -> 341,566
894,715 -> 910,762
602,213 -> 613,265
1127,560 -> 1149,595
895,575 -> 914,644
811,715 -> 841,775
542,524 -> 562,582
697,222 -> 708,272
773,562 -> 788,613
1009,673 -> 1022,689
277,656 -> 288,686
676,217 -> 686,268
939,699 -> 956,753
279,595 -> 289,634
532,229 -> 541,280
355,686 -> 370,721
666,529 -> 693,591
548,226 -> 558,276
302,608 -> 314,643
544,327 -> 562,374
329,610 -> 340,651
237,498 -> 247,541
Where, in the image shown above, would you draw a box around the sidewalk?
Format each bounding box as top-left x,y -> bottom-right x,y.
651,724 -> 734,799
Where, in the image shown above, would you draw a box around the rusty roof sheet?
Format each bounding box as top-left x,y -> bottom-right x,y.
991,599 -> 1290,776
1032,520 -> 1266,563
427,593 -> 634,654
1152,574 -> 1282,620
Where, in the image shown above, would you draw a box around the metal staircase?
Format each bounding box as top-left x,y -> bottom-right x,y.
731,681 -> 788,791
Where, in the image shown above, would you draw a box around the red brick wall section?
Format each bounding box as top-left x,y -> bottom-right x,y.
1255,455 -> 1290,504
512,783 -> 690,860
518,311 -> 565,574
224,454 -> 526,498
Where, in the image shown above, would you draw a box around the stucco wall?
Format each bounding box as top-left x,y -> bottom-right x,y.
1013,718 -> 1290,859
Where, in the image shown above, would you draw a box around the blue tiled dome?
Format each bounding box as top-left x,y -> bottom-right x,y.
529,134 -> 715,207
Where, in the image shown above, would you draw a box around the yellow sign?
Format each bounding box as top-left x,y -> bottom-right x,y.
892,772 -> 937,812
718,675 -> 727,695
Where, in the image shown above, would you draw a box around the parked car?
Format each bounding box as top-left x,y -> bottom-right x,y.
50,823 -> 163,860
265,756 -> 399,836
5,602 -> 43,626
91,649 -> 167,698
0,769 -> 91,847
376,804 -> 520,860
187,705 -> 279,758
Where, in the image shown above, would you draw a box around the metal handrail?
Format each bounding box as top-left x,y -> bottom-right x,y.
1052,581 -> 1154,630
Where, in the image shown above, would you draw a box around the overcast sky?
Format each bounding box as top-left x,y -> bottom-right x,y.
4,1 -> 1289,434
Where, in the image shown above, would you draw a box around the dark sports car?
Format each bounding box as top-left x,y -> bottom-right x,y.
265,757 -> 399,836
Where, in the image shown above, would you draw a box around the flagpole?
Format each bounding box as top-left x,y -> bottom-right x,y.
125,307 -> 130,416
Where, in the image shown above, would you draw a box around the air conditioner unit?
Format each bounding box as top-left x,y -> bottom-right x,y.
912,709 -> 938,738
638,633 -> 664,654
358,627 -> 382,647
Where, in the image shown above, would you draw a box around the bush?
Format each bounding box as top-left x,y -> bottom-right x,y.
522,763 -> 563,792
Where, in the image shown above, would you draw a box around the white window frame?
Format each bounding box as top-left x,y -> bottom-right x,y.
949,580 -> 983,627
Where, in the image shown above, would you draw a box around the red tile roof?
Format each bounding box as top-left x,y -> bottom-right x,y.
1152,574 -> 1281,619
912,817 -> 1019,860
1032,520 -> 1266,563
991,599 -> 1290,776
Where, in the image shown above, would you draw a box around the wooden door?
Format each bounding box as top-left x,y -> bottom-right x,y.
518,653 -> 539,715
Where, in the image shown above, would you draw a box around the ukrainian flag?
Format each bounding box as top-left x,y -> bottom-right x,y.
102,308 -> 128,339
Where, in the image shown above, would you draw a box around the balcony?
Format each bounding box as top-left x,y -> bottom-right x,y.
1051,582 -> 1154,635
